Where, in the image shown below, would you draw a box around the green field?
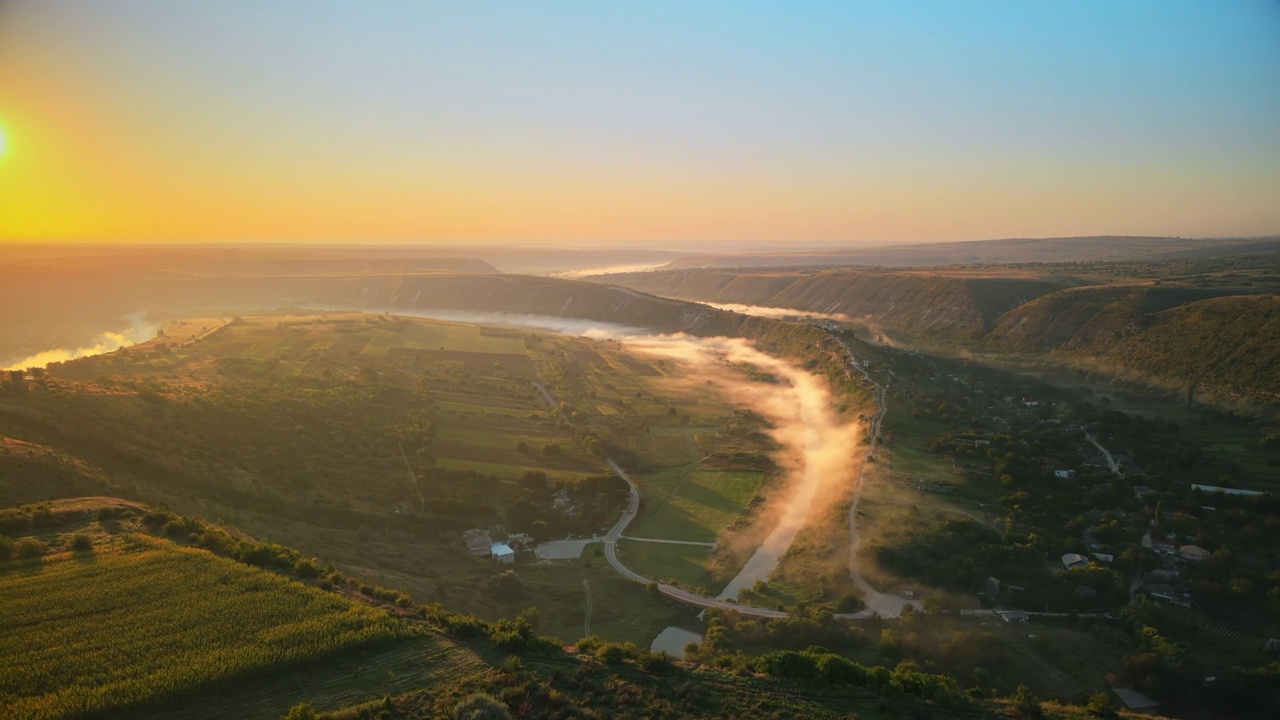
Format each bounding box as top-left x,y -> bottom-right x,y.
630,468 -> 764,543
615,539 -> 720,591
0,534 -> 406,720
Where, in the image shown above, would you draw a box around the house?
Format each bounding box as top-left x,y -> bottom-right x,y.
980,576 -> 1001,602
1061,553 -> 1088,570
1093,552 -> 1115,564
1152,541 -> 1176,555
462,529 -> 494,557
1054,467 -> 1076,480
998,610 -> 1029,623
1146,583 -> 1177,603
491,542 -> 516,564
1178,545 -> 1210,562
1022,397 -> 1039,407
551,488 -> 571,509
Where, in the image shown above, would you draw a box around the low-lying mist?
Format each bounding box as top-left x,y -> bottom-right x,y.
550,262 -> 669,279
398,309 -> 860,596
701,302 -> 851,322
2,313 -> 157,371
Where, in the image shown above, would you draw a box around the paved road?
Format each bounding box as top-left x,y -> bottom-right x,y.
1086,433 -> 1125,478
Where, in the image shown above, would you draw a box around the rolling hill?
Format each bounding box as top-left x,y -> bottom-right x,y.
598,267 -> 1077,339
595,260 -> 1280,407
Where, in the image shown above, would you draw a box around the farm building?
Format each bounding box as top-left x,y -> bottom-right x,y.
1061,553 -> 1088,570
462,529 -> 493,557
1178,545 -> 1210,562
491,542 -> 516,564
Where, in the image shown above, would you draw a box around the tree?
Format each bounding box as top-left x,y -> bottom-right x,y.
517,470 -> 548,489
450,690 -> 508,716
515,441 -> 529,454
530,520 -> 549,543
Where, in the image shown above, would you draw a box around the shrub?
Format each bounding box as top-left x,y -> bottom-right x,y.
0,535 -> 12,561
71,534 -> 93,552
293,558 -> 319,579
636,650 -> 673,673
15,538 -> 45,560
282,702 -> 318,720
453,692 -> 511,720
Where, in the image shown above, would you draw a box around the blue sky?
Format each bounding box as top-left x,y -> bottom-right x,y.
1,0 -> 1277,243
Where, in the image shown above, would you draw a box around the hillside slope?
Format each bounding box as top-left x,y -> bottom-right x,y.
986,285 -> 1244,353
660,235 -> 1280,269
986,286 -> 1280,400
600,268 -> 1074,339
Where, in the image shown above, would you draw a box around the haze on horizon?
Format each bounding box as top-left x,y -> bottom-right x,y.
1,1 -> 1277,245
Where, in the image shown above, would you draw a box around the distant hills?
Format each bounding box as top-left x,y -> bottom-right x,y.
597,253 -> 1280,406
657,235 -> 1280,270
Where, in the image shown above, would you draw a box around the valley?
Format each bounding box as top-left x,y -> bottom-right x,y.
3,245 -> 1280,720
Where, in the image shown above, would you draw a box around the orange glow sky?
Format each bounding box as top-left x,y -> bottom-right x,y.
1,2 -> 1278,246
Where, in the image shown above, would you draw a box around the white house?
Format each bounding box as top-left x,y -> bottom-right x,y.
1054,467 -> 1076,480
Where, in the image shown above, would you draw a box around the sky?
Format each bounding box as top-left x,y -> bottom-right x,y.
1,1 -> 1278,246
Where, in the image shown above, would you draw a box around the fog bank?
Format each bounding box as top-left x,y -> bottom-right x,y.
2,314 -> 156,371
702,302 -> 851,322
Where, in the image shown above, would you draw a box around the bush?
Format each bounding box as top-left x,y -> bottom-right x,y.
636,650 -> 673,673
293,558 -> 319,579
453,693 -> 511,720
15,538 -> 45,560
0,535 -> 12,561
282,702 -> 318,720
1085,691 -> 1116,718
71,534 -> 93,552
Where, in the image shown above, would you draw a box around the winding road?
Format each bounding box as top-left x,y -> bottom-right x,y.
531,331 -> 913,620
838,347 -> 922,617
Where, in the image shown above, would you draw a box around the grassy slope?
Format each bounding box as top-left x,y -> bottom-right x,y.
604,267 -> 1073,339
991,289 -> 1280,401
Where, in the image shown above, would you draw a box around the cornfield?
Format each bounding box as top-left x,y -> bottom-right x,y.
0,534 -> 406,720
